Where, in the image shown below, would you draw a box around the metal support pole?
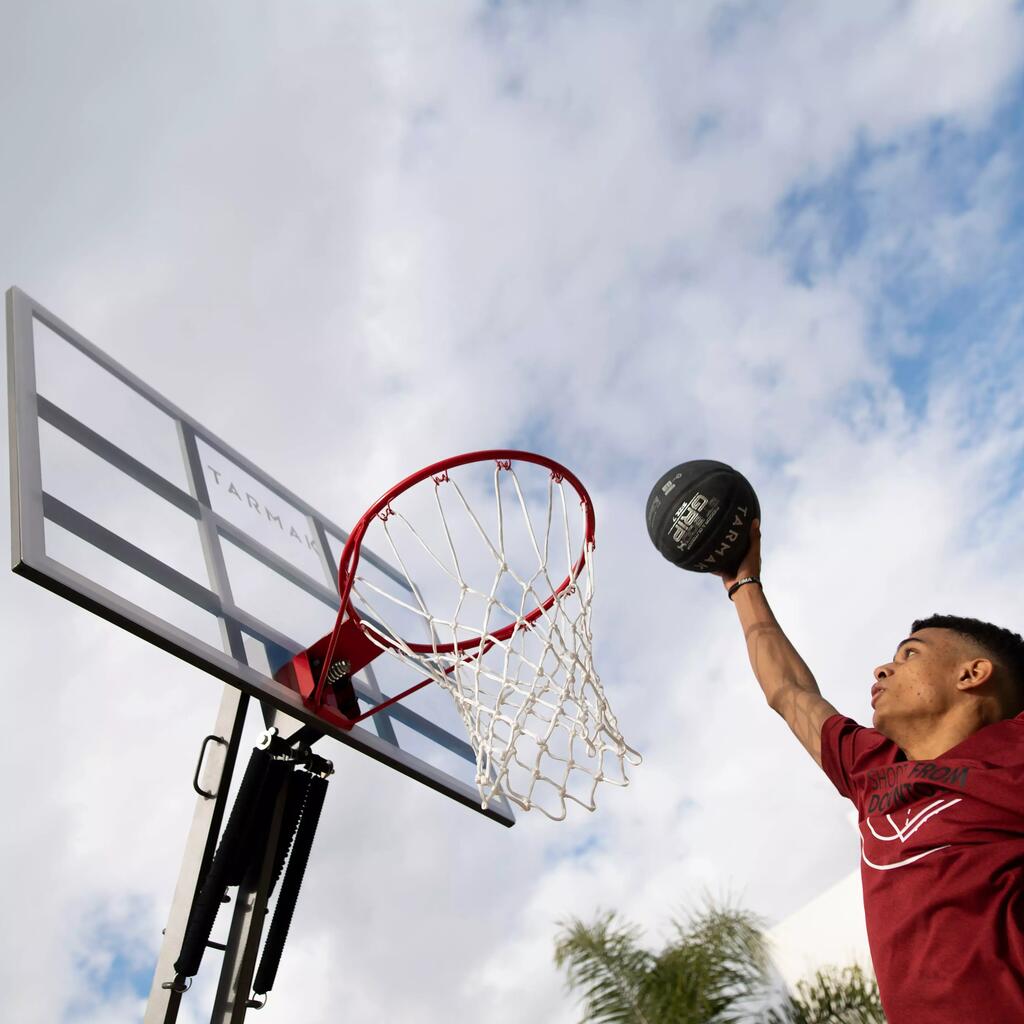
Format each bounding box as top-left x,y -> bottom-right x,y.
144,686 -> 250,1024
210,766 -> 292,1022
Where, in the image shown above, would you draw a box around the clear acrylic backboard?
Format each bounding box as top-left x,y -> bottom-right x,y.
6,286 -> 514,825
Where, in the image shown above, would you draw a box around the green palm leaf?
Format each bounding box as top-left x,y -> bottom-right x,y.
765,964 -> 886,1024
554,912 -> 657,1024
555,902 -> 772,1024
554,902 -> 884,1024
650,903 -> 770,1023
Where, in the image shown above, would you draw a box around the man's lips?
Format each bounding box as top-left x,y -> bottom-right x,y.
871,684 -> 884,708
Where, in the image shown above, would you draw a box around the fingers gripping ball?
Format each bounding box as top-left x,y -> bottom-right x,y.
645,460 -> 759,575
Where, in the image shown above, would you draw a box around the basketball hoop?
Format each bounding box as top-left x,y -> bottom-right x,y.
276,450 -> 639,819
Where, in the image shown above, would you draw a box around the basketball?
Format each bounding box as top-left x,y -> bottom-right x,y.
645,460 -> 759,575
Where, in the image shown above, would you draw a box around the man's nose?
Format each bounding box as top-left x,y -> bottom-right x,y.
874,664 -> 891,681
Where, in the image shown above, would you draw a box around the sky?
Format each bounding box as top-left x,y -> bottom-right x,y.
4,1 -> 1024,1021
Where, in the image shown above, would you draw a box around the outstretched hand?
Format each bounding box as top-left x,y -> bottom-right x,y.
716,518 -> 761,593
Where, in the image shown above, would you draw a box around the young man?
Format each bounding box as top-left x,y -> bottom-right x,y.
721,521 -> 1024,1024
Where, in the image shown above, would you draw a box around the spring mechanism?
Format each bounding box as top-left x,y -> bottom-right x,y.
326,660 -> 350,683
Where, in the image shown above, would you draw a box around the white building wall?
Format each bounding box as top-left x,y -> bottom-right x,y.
768,868 -> 874,989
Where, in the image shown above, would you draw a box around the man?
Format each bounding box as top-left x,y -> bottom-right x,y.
721,520 -> 1024,1023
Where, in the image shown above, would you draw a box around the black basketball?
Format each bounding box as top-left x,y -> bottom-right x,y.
645,460 -> 759,575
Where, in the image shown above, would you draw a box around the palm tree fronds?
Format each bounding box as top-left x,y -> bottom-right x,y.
660,903 -> 772,1024
766,964 -> 886,1024
553,903 -> 885,1024
554,912 -> 657,1024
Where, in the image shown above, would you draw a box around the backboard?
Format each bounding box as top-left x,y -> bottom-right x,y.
6,286 -> 514,826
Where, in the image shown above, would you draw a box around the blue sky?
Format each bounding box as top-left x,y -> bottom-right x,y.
67,902 -> 153,1020
3,3 -> 1024,1021
777,74 -> 1024,426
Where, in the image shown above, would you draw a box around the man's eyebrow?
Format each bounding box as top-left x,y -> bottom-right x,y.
896,636 -> 929,654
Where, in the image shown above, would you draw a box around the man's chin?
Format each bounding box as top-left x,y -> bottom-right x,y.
871,715 -> 901,747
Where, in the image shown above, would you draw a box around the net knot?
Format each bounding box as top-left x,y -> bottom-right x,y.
495,459 -> 512,471
432,471 -> 450,485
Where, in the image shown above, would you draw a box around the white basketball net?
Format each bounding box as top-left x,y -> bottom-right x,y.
347,462 -> 639,820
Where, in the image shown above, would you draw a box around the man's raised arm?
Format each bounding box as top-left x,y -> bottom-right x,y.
718,521 -> 839,767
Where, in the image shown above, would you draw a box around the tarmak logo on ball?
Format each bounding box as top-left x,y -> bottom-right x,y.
205,464 -> 322,555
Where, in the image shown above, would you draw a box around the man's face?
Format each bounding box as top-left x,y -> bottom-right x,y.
871,628 -> 964,734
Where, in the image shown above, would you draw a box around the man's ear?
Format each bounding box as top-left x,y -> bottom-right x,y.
956,657 -> 995,692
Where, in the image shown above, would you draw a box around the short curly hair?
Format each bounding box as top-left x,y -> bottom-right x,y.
911,614 -> 1024,703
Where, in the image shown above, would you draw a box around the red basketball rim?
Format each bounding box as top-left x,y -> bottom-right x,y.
337,449 -> 595,653
308,449 -> 595,718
